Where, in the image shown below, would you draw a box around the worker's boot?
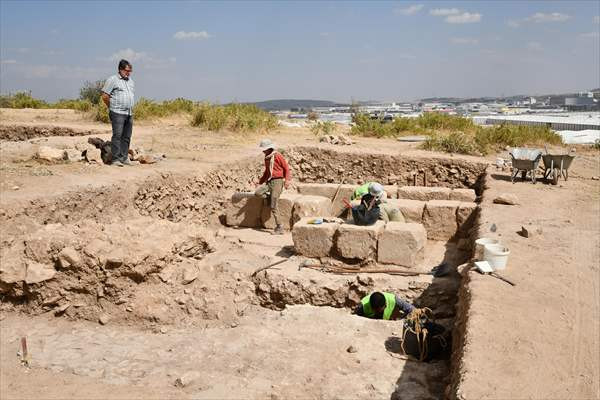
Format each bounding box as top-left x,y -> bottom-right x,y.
273,224 -> 284,235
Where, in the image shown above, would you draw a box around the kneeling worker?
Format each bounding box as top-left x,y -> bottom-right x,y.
354,291 -> 415,320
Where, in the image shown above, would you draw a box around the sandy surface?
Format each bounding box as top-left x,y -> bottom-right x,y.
1,108 -> 599,399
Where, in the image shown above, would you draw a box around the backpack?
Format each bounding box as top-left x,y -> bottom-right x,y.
401,308 -> 450,362
351,194 -> 380,226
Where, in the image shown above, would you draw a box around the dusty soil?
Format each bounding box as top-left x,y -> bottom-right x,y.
1,108 -> 599,399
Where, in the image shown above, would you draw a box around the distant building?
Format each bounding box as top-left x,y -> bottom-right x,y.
564,95 -> 599,111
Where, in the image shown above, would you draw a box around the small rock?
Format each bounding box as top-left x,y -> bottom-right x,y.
493,194 -> 519,205
490,223 -> 497,232
125,306 -> 133,312
98,314 -> 110,325
182,264 -> 198,284
25,261 -> 56,284
12,186 -> 19,190
54,303 -> 71,315
519,226 -> 542,238
36,146 -> 66,162
174,371 -> 201,388
160,327 -> 168,334
592,176 -> 599,181
138,154 -> 157,164
346,345 -> 358,353
65,148 -> 83,162
84,147 -> 102,163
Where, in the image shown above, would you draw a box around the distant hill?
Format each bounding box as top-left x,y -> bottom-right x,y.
250,99 -> 347,111
420,88 -> 599,105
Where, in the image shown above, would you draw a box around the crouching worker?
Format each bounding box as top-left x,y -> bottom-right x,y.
353,291 -> 415,320
255,139 -> 291,235
344,182 -> 403,225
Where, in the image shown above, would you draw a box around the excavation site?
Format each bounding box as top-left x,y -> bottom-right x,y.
1,117 -> 598,400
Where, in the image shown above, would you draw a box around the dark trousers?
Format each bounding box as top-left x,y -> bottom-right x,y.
109,111 -> 133,163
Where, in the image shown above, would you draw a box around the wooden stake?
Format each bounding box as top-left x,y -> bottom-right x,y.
20,337 -> 29,366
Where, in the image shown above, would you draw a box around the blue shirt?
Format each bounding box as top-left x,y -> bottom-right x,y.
102,74 -> 135,115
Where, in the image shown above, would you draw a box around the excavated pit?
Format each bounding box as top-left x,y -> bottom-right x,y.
0,146 -> 487,398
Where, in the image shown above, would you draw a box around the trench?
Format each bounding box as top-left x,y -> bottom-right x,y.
0,146 -> 487,398
0,124 -> 108,142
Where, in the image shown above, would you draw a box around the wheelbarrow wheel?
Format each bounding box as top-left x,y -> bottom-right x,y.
551,169 -> 559,185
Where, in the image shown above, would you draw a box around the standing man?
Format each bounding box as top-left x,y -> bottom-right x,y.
101,59 -> 135,167
255,139 -> 291,235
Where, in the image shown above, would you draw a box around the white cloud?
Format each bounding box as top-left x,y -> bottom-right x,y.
16,64 -> 103,80
507,19 -> 520,28
525,12 -> 570,23
509,12 -> 571,28
450,37 -> 479,45
579,31 -> 599,39
394,4 -> 424,16
446,12 -> 481,24
1,59 -> 17,64
594,16 -> 600,24
429,8 -> 459,16
109,48 -> 148,62
173,31 -> 212,40
527,41 -> 543,51
107,48 -> 176,69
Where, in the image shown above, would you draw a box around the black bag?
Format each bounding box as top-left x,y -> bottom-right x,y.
351,194 -> 380,226
402,309 -> 450,361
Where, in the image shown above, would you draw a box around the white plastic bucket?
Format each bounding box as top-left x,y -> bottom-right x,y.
474,238 -> 499,260
483,243 -> 510,270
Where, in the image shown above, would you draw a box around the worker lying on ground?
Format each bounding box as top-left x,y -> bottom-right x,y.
344,182 -> 404,225
353,291 -> 415,320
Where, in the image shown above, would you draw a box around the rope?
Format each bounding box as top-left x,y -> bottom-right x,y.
401,307 -> 433,362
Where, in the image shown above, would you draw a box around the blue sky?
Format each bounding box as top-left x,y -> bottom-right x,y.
1,0 -> 599,102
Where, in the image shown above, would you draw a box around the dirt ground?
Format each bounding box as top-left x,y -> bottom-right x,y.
0,108 -> 599,399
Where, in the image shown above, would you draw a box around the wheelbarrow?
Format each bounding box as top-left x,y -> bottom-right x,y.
509,148 -> 543,184
542,153 -> 575,185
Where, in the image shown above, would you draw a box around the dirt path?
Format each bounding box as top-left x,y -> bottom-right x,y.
454,157 -> 600,399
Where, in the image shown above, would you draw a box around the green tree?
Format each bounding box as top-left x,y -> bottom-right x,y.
79,80 -> 105,105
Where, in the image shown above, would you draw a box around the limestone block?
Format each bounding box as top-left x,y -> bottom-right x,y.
383,185 -> 398,199
36,146 -> 65,162
58,246 -> 82,270
398,186 -> 451,201
378,222 -> 427,267
456,202 -> 478,233
225,192 -> 263,228
261,192 -> 300,230
422,200 -> 461,240
292,195 -> 333,223
450,188 -> 476,202
292,217 -> 340,258
335,221 -> 385,260
385,199 -> 425,223
297,183 -> 354,217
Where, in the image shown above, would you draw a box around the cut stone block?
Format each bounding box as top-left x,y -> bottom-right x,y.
261,192 -> 300,230
383,185 -> 398,199
292,217 -> 340,258
457,202 -> 478,233
297,183 -> 354,217
335,221 -> 385,260
378,222 -> 427,267
385,199 -> 425,223
398,186 -> 451,201
422,200 -> 461,240
450,188 -> 477,202
225,192 -> 263,228
292,195 -> 333,223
